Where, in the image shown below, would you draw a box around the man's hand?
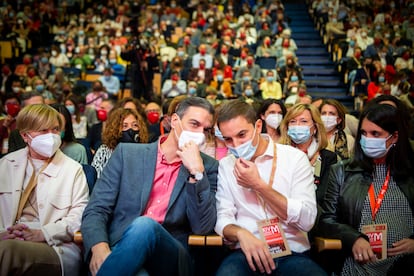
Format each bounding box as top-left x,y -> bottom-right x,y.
233,158 -> 264,190
237,228 -> 275,274
388,238 -> 414,256
90,242 -> 112,276
352,237 -> 377,263
177,141 -> 204,179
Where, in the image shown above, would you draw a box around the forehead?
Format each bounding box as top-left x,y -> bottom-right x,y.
293,109 -> 312,120
321,104 -> 337,113
181,106 -> 212,124
145,103 -> 160,111
219,115 -> 252,136
361,118 -> 383,132
266,103 -> 282,113
123,114 -> 137,123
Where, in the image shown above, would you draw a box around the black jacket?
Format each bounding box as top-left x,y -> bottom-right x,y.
318,160 -> 414,252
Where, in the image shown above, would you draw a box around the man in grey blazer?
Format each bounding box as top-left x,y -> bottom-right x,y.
81,97 -> 218,276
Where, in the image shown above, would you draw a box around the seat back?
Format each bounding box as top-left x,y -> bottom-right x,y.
82,164 -> 97,194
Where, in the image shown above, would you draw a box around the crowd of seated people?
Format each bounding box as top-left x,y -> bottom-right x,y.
308,0 -> 414,111
1,0 -> 414,275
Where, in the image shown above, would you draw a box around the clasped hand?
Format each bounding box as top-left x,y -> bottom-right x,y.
2,223 -> 45,242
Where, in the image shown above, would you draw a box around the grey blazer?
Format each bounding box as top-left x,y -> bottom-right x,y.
81,141 -> 218,259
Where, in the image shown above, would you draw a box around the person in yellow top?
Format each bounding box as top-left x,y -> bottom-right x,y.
260,70 -> 283,100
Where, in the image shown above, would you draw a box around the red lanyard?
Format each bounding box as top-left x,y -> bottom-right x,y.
368,169 -> 390,221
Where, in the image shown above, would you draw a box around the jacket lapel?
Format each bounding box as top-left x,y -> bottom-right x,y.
139,143 -> 158,212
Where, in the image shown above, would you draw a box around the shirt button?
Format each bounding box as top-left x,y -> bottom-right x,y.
39,203 -> 44,209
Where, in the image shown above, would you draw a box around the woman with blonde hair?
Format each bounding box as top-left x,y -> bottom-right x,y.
279,103 -> 337,203
0,104 -> 89,275
92,107 -> 149,178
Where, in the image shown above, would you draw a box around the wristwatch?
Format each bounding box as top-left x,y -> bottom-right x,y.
189,171 -> 204,181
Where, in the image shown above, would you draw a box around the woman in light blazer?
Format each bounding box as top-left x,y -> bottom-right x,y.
0,104 -> 89,276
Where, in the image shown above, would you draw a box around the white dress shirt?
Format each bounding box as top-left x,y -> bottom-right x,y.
215,136 -> 317,253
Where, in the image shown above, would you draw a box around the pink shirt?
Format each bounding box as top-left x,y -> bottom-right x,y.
143,137 -> 181,223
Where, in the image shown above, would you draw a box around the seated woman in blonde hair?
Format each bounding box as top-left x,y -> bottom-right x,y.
0,104 -> 89,275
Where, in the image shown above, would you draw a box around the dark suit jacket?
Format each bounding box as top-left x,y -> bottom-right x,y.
81,141 -> 218,259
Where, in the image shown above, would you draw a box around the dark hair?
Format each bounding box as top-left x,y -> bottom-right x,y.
19,91 -> 43,106
114,97 -> 147,122
257,99 -> 286,133
50,103 -> 77,143
4,93 -> 21,104
351,103 -> 413,180
175,96 -> 214,118
257,99 -> 287,119
65,94 -> 82,123
217,99 -> 257,127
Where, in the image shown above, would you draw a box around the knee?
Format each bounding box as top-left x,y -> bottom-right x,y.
0,239 -> 21,260
127,216 -> 160,238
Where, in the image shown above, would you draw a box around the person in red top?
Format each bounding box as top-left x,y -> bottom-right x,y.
367,71 -> 388,101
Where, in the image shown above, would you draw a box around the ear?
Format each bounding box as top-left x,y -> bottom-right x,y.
255,119 -> 263,134
20,131 -> 29,144
170,113 -> 179,130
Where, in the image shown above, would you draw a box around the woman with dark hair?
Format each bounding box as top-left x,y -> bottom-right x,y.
50,103 -> 88,164
91,107 -> 149,178
319,99 -> 355,160
64,94 -> 88,140
317,103 -> 414,275
257,99 -> 287,142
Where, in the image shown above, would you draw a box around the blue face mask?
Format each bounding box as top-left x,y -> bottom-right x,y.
35,84 -> 44,92
66,105 -> 75,115
214,126 -> 224,141
290,76 -> 298,82
287,125 -> 311,144
189,87 -> 197,95
217,75 -> 223,82
245,89 -> 253,96
227,126 -> 258,160
360,135 -> 392,159
243,76 -> 250,82
378,76 -> 385,83
266,76 -> 274,82
41,57 -> 49,64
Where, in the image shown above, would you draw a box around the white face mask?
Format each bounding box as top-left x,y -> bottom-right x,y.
28,133 -> 61,158
321,115 -> 338,132
265,113 -> 283,130
174,119 -> 206,149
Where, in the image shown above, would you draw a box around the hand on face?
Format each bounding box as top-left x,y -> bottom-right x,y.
176,140 -> 204,175
233,158 -> 263,190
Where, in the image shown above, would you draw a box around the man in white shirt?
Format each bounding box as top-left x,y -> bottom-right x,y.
214,100 -> 327,276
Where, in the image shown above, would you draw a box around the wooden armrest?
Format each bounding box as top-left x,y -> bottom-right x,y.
74,231 -> 83,245
314,237 -> 342,252
188,235 -> 223,246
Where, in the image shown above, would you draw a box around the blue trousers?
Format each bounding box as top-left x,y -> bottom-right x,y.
216,249 -> 328,276
97,216 -> 192,276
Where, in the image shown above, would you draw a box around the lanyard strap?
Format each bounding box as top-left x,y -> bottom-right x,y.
15,158 -> 50,222
257,142 -> 277,215
368,169 -> 390,222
